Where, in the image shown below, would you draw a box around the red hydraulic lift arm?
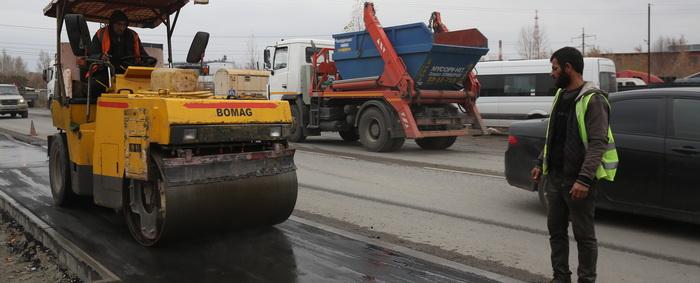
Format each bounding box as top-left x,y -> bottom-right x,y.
363,2 -> 414,95
429,11 -> 448,33
429,11 -> 480,96
429,11 -> 488,135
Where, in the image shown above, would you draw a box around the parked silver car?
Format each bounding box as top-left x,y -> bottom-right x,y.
0,84 -> 29,118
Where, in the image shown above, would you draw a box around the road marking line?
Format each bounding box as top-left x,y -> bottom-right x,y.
422,166 -> 505,179
297,150 -> 356,160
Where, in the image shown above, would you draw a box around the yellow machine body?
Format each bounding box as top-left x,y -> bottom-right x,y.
50,67 -> 297,245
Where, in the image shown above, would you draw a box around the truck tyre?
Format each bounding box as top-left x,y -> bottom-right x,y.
339,129 -> 359,142
21,111 -> 28,118
49,134 -> 77,206
415,136 -> 457,150
289,102 -> 306,142
358,107 -> 404,152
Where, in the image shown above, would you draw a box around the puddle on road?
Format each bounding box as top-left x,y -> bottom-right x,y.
0,137 -> 47,168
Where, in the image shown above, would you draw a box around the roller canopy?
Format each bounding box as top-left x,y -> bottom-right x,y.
43,0 -> 190,28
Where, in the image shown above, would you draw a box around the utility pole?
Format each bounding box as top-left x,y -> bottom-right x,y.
572,28 -> 595,55
533,10 -> 540,59
648,3 -> 651,83
498,40 -> 503,61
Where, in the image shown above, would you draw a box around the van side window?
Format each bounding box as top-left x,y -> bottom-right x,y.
478,75 -> 503,97
478,74 -> 556,97
599,72 -> 617,93
273,47 -> 288,70
671,98 -> 700,140
504,75 -> 536,96
611,98 -> 664,136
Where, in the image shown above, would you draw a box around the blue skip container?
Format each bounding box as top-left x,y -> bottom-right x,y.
333,23 -> 489,90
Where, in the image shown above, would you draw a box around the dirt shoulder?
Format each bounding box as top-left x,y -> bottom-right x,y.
0,210 -> 80,283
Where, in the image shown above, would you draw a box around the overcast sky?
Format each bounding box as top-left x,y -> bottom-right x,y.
1,0 -> 698,72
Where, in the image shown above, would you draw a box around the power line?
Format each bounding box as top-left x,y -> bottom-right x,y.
572,28 -> 596,55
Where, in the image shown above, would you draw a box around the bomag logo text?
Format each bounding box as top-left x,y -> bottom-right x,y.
216,108 -> 253,117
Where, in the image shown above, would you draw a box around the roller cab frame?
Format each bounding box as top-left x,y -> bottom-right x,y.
44,0 -> 297,246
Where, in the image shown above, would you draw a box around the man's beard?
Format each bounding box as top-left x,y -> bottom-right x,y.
555,72 -> 571,89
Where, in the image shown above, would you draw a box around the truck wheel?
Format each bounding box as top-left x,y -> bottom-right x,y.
49,134 -> 76,206
358,107 -> 403,152
289,102 -> 306,142
21,111 -> 28,118
339,129 -> 359,142
415,136 -> 458,150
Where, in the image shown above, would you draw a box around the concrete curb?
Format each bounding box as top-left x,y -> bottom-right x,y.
0,190 -> 120,282
0,127 -> 47,146
290,216 -> 525,283
0,131 -> 119,282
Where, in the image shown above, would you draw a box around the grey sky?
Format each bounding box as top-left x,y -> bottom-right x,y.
1,0 -> 698,72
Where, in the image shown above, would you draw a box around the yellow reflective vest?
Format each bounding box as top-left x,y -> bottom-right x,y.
543,89 -> 619,181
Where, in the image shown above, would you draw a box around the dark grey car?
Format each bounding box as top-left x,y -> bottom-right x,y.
505,88 -> 700,224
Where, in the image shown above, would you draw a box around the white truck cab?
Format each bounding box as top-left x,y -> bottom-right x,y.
264,39 -> 333,100
43,61 -> 57,108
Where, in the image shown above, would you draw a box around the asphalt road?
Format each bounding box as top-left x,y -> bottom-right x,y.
0,130 -> 506,282
1,108 -> 700,282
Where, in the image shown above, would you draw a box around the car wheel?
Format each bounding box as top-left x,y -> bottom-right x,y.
537,178 -> 549,212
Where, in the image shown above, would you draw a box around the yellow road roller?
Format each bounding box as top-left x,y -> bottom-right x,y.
44,0 -> 297,246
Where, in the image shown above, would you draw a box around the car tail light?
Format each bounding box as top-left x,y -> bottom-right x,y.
508,135 -> 519,145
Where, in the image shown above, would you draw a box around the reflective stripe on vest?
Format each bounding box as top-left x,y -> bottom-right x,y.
542,89 -> 619,182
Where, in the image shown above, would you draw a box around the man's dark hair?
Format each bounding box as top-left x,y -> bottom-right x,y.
551,47 -> 584,74
109,10 -> 129,25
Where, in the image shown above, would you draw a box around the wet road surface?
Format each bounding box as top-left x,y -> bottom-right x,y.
0,134 -> 501,282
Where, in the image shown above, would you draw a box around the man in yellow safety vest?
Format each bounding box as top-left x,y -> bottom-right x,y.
531,47 -> 619,283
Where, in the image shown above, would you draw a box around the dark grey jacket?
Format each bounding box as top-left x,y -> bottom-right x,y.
537,81 -> 610,187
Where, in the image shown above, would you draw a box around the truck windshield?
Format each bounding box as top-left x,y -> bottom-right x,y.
0,86 -> 19,95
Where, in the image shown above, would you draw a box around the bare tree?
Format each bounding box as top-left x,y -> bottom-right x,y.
13,56 -> 27,76
343,0 -> 364,32
650,35 -> 697,78
0,49 -> 12,74
585,46 -> 606,57
37,50 -> 53,72
516,11 -> 549,59
245,34 -> 259,70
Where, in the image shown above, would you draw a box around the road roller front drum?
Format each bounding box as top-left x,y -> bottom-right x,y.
125,177 -> 166,246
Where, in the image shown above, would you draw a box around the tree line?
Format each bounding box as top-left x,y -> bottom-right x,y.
0,50 -> 51,89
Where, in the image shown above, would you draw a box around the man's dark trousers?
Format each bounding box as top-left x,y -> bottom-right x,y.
545,171 -> 598,283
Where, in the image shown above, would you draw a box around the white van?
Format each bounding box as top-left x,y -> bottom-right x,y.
475,57 -> 617,127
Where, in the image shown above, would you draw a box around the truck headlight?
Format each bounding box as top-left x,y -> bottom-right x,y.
270,126 -> 282,138
19,98 -> 25,103
183,128 -> 197,141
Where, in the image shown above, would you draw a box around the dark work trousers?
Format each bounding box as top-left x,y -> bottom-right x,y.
545,172 -> 598,283
88,69 -> 109,99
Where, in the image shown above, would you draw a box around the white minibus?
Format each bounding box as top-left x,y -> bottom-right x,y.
475,58 -> 617,127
